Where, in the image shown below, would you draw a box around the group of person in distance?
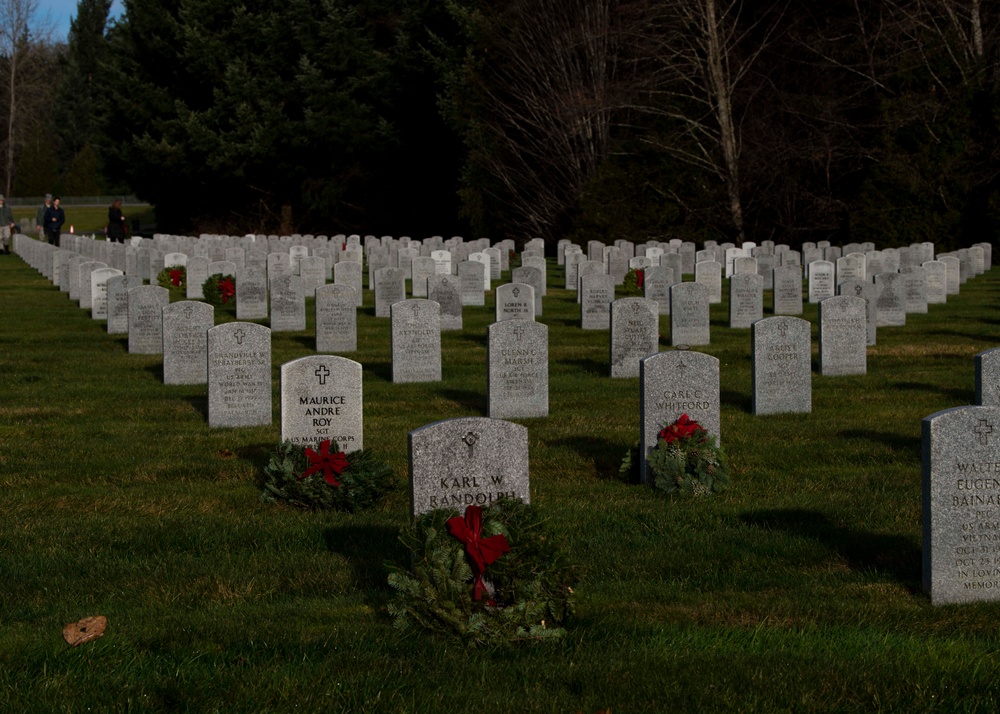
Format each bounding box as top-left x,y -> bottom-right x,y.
0,194 -> 128,253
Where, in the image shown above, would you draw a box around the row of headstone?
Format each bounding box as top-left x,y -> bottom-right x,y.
21,233 -> 1000,611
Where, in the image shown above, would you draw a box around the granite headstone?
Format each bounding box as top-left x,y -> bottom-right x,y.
207,322 -> 272,427
488,319 -> 548,418
280,355 -> 363,450
752,316 -> 811,415
409,417 -> 530,516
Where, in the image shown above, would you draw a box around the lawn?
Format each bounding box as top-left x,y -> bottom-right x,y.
2,247 -> 999,712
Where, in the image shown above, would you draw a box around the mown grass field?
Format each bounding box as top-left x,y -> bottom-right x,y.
2,247 -> 1000,712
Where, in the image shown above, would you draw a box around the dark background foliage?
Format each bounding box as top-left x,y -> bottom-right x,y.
1,0 -> 996,245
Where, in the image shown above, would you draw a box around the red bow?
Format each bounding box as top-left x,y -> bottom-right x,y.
169,269 -> 183,286
298,440 -> 349,486
636,269 -> 644,289
219,277 -> 235,303
447,505 -> 511,601
659,413 -> 705,444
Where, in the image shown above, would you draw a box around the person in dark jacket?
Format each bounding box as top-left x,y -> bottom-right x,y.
107,199 -> 126,243
35,193 -> 51,239
44,197 -> 65,247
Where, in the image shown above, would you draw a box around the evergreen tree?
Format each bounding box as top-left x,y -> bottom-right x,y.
62,142 -> 103,195
56,0 -> 112,170
13,122 -> 58,196
100,0 -> 466,234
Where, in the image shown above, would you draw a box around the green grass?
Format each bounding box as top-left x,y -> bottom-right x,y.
2,252 -> 1000,712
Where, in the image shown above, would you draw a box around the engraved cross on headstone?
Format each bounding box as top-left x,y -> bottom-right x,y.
314,365 -> 330,385
234,329 -> 246,345
462,431 -> 478,458
183,305 -> 193,319
975,419 -> 994,446
777,322 -> 789,337
512,287 -> 520,298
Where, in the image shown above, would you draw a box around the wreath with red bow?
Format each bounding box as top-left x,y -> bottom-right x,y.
200,272 -> 238,310
620,414 -> 730,496
388,499 -> 576,646
648,414 -> 729,496
259,440 -> 394,512
156,266 -> 187,293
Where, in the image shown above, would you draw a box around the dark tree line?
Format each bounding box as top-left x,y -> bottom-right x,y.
4,0 -> 996,246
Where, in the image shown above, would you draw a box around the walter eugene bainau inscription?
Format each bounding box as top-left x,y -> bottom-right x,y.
408,417 -> 530,517
924,406 -> 1000,605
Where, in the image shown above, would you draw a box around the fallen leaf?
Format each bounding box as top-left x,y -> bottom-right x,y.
63,616 -> 107,646
218,449 -> 235,459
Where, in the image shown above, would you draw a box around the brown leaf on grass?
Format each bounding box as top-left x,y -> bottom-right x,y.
217,449 -> 235,459
62,616 -> 107,646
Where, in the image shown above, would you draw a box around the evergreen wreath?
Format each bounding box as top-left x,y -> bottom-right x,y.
259,440 -> 394,512
646,414 -> 729,496
201,273 -> 237,310
157,266 -> 186,293
621,268 -> 645,296
387,498 -> 576,647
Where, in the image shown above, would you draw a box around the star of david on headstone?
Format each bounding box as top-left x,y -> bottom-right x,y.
462,431 -> 479,458
975,419 -> 994,446
315,365 -> 330,385
234,329 -> 246,345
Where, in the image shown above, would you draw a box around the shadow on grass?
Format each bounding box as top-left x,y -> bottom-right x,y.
143,363 -> 164,382
240,442 -> 275,473
721,388 -> 752,413
837,428 -> 921,454
439,388 -> 486,415
548,315 -> 582,328
551,435 -> 629,481
460,331 -> 488,348
182,395 -> 209,420
364,360 -> 393,382
741,509 -> 921,591
891,381 -> 971,403
563,357 -> 607,376
292,334 -> 316,350
324,524 -> 405,603
924,329 -> 992,343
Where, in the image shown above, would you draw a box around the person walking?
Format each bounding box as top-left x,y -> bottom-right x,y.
0,195 -> 14,254
35,193 -> 51,240
44,197 -> 65,247
106,199 -> 126,243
